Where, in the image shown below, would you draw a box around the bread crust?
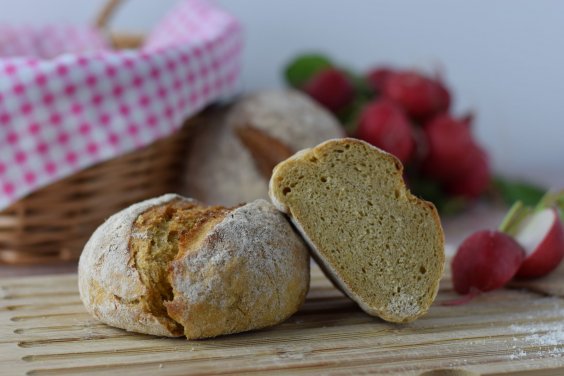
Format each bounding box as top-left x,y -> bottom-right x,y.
228,90 -> 345,153
269,138 -> 445,323
182,90 -> 344,206
79,196 -> 310,339
78,194 -> 188,337
166,199 -> 310,339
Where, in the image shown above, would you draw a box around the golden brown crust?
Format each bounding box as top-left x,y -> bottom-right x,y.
269,138 -> 445,323
235,125 -> 294,179
128,199 -> 232,336
166,199 -> 310,339
78,194 -> 190,337
79,195 -> 310,339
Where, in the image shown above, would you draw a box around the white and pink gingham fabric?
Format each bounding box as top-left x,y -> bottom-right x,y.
0,0 -> 243,210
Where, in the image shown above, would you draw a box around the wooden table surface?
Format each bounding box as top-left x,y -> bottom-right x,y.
3,204 -> 564,375
3,261 -> 564,376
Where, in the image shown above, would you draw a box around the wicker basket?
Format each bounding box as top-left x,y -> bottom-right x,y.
0,0 -> 199,264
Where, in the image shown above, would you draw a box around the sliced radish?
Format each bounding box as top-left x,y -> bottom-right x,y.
513,208 -> 564,278
452,230 -> 525,295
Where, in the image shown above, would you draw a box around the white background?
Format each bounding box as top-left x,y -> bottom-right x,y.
1,0 -> 563,186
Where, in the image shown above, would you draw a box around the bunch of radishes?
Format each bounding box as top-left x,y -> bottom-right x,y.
285,54 -> 491,211
452,191 -> 564,298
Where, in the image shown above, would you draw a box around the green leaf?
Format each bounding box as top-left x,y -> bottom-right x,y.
407,175 -> 467,215
337,69 -> 376,134
284,53 -> 332,88
343,69 -> 374,98
338,95 -> 370,135
493,176 -> 546,206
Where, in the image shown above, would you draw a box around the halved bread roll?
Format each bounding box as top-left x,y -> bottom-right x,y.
269,138 -> 444,323
78,194 -> 309,339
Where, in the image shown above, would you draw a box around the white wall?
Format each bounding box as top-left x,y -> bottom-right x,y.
1,0 -> 563,186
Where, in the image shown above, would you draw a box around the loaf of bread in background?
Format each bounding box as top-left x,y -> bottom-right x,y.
182,90 -> 345,206
78,194 -> 310,339
269,138 -> 445,323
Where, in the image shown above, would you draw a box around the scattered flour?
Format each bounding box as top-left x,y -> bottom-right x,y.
508,303 -> 564,360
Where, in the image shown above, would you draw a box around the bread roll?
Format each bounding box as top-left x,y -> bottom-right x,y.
182,90 -> 344,206
269,138 -> 444,323
78,194 -> 310,339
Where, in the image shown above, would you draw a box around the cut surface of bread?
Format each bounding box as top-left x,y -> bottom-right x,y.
79,195 -> 310,339
269,138 -> 445,323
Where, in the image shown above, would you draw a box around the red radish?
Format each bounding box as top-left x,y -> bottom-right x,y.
435,79 -> 451,115
421,114 -> 482,181
444,146 -> 491,199
303,68 -> 354,113
355,99 -> 415,164
460,111 -> 475,128
452,230 -> 525,295
512,208 -> 564,278
365,67 -> 395,93
382,71 -> 450,121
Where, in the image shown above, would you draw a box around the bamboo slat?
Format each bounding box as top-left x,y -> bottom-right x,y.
1,264 -> 564,375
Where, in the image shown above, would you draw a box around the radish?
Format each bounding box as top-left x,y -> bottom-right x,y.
382,70 -> 451,122
420,111 -> 491,200
444,146 -> 491,199
451,230 -> 525,294
355,99 -> 415,164
365,67 -> 395,94
514,208 -> 564,278
499,193 -> 564,279
303,68 -> 354,113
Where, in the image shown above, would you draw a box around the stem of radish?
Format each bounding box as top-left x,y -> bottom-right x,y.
499,201 -> 531,236
500,190 -> 564,236
536,189 -> 564,215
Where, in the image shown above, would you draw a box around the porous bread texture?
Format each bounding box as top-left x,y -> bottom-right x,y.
78,195 -> 310,339
182,89 -> 344,206
269,138 -> 445,323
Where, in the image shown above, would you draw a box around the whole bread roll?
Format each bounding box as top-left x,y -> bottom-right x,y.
182,90 -> 345,206
78,194 -> 310,339
269,138 -> 445,323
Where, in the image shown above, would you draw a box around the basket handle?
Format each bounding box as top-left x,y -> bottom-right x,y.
94,0 -> 144,49
95,0 -> 125,31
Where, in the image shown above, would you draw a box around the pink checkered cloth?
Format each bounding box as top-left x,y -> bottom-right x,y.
0,0 -> 242,210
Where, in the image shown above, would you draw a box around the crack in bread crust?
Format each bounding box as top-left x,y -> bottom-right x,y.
79,195 -> 310,340
129,199 -> 231,335
165,200 -> 310,339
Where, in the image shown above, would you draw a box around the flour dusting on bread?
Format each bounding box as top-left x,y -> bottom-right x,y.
79,195 -> 310,339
